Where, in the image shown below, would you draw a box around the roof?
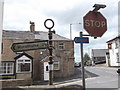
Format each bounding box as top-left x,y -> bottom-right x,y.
107,35 -> 120,43
92,49 -> 108,57
3,30 -> 35,39
41,56 -> 49,62
2,30 -> 70,41
14,52 -> 33,60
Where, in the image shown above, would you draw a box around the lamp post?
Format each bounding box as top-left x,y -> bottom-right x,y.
70,23 -> 81,40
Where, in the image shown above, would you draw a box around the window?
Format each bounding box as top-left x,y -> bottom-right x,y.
16,59 -> 32,73
0,62 -> 14,75
115,40 -> 118,48
1,43 -> 3,54
119,39 -> 120,46
53,61 -> 60,70
116,53 -> 120,63
108,43 -> 112,49
59,42 -> 64,50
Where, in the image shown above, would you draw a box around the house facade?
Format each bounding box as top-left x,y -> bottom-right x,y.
106,35 -> 120,67
1,38 -> 42,80
1,27 -> 74,81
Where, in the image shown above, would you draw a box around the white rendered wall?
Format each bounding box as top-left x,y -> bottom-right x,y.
109,40 -> 119,66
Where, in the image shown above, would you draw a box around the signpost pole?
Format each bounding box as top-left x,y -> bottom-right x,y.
80,32 -> 86,90
48,30 -> 53,85
44,19 -> 54,85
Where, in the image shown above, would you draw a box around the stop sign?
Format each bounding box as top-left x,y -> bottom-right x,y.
83,11 -> 107,37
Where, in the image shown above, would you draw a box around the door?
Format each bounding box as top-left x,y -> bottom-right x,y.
44,62 -> 49,81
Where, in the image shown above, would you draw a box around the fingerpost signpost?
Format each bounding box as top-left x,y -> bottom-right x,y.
44,19 -> 55,85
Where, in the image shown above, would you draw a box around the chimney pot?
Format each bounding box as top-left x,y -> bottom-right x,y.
30,21 -> 35,32
52,30 -> 56,34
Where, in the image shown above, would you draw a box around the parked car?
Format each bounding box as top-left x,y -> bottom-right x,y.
74,62 -> 81,67
117,69 -> 120,75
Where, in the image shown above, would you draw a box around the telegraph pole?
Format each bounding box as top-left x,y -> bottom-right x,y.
44,19 -> 54,85
0,0 -> 4,60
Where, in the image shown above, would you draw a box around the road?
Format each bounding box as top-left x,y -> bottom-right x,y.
17,66 -> 119,90
53,66 -> 119,89
54,66 -> 119,89
57,66 -> 119,89
84,66 -> 119,89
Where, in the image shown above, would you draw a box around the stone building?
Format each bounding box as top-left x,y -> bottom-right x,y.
1,25 -> 75,82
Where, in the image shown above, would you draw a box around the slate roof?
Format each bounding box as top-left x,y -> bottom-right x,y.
2,30 -> 70,41
14,52 -> 33,60
107,35 -> 120,43
3,30 -> 35,39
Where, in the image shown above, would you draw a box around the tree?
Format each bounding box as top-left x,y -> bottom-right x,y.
83,53 -> 90,66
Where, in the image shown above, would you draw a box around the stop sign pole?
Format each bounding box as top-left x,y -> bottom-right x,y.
81,4 -> 106,90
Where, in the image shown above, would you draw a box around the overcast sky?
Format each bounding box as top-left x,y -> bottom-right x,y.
3,0 -> 119,62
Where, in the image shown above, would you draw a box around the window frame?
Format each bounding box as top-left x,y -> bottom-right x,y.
119,38 -> 120,46
116,53 -> 120,63
115,39 -> 118,49
16,59 -> 32,73
0,62 -> 14,75
53,61 -> 60,70
58,42 -> 65,50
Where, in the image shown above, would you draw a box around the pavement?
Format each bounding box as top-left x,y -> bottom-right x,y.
2,67 -> 98,90
3,65 -> 117,90
20,67 -> 99,90
32,67 -> 98,85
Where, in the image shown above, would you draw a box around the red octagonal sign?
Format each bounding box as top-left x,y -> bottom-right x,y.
83,11 -> 107,37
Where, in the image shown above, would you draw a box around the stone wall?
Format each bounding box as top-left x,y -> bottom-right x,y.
2,39 -> 35,61
53,40 -> 75,78
1,79 -> 32,88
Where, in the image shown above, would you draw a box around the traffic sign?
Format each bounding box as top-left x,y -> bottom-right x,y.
11,40 -> 48,52
83,11 -> 107,37
74,37 -> 89,43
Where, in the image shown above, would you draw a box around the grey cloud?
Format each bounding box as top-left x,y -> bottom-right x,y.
43,1 -> 118,34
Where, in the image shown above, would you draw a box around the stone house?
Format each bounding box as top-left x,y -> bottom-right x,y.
1,26 -> 74,82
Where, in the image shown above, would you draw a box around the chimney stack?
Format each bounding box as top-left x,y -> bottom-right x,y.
52,29 -> 56,34
30,21 -> 35,32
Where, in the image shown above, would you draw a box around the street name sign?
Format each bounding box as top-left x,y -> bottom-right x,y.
74,37 -> 89,43
11,40 -> 48,52
83,11 -> 107,37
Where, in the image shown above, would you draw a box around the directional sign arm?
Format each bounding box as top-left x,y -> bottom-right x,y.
11,40 -> 48,52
